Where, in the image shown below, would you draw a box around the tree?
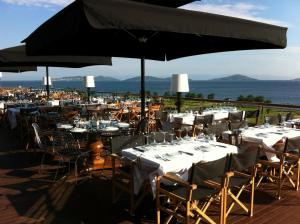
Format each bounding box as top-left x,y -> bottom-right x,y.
197,93 -> 203,98
163,91 -> 170,97
207,93 -> 215,99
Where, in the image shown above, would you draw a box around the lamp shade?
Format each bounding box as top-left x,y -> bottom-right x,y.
85,75 -> 95,88
170,74 -> 189,93
42,76 -> 52,86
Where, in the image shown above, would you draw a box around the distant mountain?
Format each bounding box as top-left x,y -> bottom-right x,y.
94,76 -> 119,81
123,76 -> 170,82
53,76 -> 83,81
211,74 -> 258,81
293,78 -> 300,81
53,75 -> 119,81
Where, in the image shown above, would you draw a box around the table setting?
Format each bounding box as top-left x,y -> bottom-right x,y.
122,136 -> 238,194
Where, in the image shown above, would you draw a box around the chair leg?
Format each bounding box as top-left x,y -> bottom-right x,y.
277,163 -> 283,200
249,178 -> 255,217
296,161 -> 300,191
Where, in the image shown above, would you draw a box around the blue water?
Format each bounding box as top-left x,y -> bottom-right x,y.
1,80 -> 300,105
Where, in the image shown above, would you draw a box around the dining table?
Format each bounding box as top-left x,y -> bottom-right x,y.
240,125 -> 300,161
122,137 -> 238,195
168,107 -> 241,125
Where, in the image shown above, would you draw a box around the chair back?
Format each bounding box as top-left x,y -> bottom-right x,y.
231,140 -> 261,172
229,120 -> 247,130
284,136 -> 300,154
111,134 -> 145,154
189,155 -> 231,185
204,114 -> 214,126
193,115 -> 205,125
51,131 -> 80,152
245,110 -> 260,126
229,111 -> 244,122
204,122 -> 228,138
173,117 -> 183,130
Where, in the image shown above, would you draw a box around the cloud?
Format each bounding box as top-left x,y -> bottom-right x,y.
1,0 -> 73,7
181,2 -> 288,26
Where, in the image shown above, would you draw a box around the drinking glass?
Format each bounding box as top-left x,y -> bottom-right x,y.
169,133 -> 174,144
152,132 -> 157,144
145,134 -> 150,145
160,131 -> 168,144
265,116 -> 270,127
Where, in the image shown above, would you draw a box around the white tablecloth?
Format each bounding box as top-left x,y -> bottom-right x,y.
122,138 -> 238,194
168,108 -> 241,125
241,125 -> 300,161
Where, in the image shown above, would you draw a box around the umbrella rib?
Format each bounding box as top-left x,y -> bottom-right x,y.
122,28 -> 159,43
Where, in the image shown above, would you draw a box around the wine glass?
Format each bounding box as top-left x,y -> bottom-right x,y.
169,133 -> 174,144
145,134 -> 150,145
264,116 -> 270,127
152,132 -> 157,144
160,131 -> 168,144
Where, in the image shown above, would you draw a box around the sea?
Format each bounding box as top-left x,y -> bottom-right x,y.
1,80 -> 300,105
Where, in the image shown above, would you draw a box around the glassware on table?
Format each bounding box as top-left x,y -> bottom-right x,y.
264,116 -> 270,127
152,132 -> 157,144
145,134 -> 150,145
169,133 -> 174,144
160,131 -> 168,144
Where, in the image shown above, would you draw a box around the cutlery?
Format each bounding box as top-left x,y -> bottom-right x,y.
133,147 -> 145,152
178,151 -> 194,156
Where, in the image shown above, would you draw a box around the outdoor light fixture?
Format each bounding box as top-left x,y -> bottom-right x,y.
171,74 -> 189,113
42,75 -> 52,99
85,75 -> 95,103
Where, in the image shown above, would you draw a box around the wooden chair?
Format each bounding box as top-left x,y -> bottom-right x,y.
156,155 -> 231,224
191,115 -> 205,137
228,111 -> 244,122
255,137 -> 300,199
204,122 -> 229,141
111,154 -> 149,215
225,140 -> 261,219
245,110 -> 260,127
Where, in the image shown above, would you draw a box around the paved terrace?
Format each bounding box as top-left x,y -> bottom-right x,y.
1,127 -> 300,224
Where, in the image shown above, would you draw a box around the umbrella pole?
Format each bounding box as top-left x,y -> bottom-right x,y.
141,57 -> 145,120
46,66 -> 50,100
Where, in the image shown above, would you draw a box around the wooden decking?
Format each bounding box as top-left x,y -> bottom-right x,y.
1,127 -> 300,224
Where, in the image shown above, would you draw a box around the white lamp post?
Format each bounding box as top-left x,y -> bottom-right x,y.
42,75 -> 52,99
171,74 -> 189,113
85,75 -> 95,103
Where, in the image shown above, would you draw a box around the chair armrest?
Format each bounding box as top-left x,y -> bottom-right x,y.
202,179 -> 222,188
284,153 -> 299,161
162,173 -> 197,190
262,147 -> 284,157
258,160 -> 281,168
231,171 -> 252,178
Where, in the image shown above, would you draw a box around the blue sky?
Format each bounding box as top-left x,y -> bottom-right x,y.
0,0 -> 299,81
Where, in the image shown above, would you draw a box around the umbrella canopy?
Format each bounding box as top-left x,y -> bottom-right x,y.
131,0 -> 195,7
0,65 -> 37,73
23,0 -> 287,117
0,44 -> 112,99
23,0 -> 287,59
0,45 -> 112,67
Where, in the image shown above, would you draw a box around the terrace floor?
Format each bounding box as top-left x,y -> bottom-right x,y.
1,126 -> 300,224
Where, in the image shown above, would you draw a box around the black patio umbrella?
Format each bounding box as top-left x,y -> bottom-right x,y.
0,66 -> 37,73
0,45 -> 112,99
23,0 -> 287,118
131,0 -> 196,7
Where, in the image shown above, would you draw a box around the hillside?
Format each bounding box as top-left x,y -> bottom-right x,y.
123,76 -> 169,82
211,74 -> 258,81
53,75 -> 119,81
